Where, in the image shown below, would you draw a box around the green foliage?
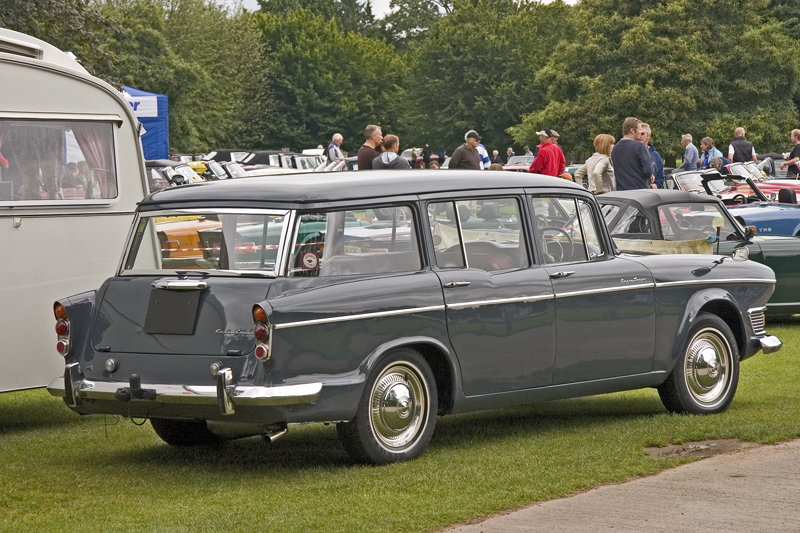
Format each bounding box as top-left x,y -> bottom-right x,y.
383,0 -> 451,48
256,7 -> 409,153
513,0 -> 800,157
95,0 -> 270,153
406,0 -> 572,153
257,0 -> 385,39
0,0 -> 117,77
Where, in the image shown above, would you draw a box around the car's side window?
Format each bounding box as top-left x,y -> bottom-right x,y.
288,206 -> 421,277
428,198 -> 529,272
531,195 -> 605,264
606,205 -> 652,236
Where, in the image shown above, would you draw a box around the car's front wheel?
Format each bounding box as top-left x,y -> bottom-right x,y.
658,312 -> 740,414
150,418 -> 221,446
337,349 -> 437,464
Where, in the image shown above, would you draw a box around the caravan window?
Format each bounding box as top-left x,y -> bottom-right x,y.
0,120 -> 118,204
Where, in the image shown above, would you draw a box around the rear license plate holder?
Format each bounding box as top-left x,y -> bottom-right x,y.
143,289 -> 201,335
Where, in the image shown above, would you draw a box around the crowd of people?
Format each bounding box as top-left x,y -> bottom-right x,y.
321,120 -> 800,189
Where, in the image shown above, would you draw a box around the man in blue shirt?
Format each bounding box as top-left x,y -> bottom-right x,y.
679,134 -> 699,171
638,123 -> 664,188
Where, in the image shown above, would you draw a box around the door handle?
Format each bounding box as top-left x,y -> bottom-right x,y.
549,271 -> 575,279
444,281 -> 471,288
151,279 -> 208,290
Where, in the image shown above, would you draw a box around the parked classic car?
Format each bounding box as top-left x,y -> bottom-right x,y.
503,155 -> 534,172
145,160 -> 204,187
48,171 -> 781,464
599,189 -> 800,316
669,169 -> 800,236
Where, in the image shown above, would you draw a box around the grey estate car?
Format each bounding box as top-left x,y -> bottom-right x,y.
48,171 -> 782,464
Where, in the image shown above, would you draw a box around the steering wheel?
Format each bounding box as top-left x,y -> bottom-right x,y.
701,225 -> 718,237
731,193 -> 746,204
539,226 -> 573,263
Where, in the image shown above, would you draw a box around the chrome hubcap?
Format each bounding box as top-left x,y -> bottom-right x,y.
369,363 -> 427,449
685,328 -> 731,406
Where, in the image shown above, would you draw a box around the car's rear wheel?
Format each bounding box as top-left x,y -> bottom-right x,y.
150,418 -> 221,446
658,313 -> 739,414
337,349 -> 436,464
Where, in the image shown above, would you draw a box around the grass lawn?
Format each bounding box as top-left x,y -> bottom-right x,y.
2,317 -> 800,533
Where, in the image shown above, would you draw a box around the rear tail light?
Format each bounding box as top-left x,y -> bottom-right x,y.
54,301 -> 70,357
252,305 -> 271,362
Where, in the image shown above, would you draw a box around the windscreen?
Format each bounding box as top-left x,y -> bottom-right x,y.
124,211 -> 287,274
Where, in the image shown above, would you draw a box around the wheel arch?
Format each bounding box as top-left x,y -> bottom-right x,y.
361,336 -> 457,417
670,289 -> 745,373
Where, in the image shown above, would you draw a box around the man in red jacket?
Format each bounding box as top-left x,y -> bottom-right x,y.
529,128 -> 565,177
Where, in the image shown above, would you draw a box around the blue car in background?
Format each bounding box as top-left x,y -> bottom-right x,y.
670,169 -> 800,236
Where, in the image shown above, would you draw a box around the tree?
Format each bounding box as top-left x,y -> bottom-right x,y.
512,0 -> 800,158
96,0 -> 270,152
256,7 -> 409,153
0,0 -> 117,78
405,0 -> 572,153
257,0 -> 384,39
382,0 -> 453,48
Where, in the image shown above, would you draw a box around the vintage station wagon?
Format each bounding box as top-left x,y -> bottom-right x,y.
48,171 -> 782,464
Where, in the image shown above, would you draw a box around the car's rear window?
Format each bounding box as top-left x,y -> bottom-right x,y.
123,211 -> 287,275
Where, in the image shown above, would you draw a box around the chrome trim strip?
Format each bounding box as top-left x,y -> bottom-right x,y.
47,376 -> 322,407
0,210 -> 135,218
151,279 -> 208,290
555,283 -> 654,299
447,294 -> 554,309
765,302 -> 800,307
655,278 -> 775,288
0,112 -> 123,123
273,305 -> 446,330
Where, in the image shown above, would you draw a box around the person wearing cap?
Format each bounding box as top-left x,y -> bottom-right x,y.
529,128 -> 565,178
450,130 -> 482,170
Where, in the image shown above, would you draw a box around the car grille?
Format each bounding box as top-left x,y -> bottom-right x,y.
748,308 -> 766,336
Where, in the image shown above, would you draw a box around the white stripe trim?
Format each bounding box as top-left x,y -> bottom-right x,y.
273,305 -> 446,330
555,283 -> 654,299
447,294 -> 553,309
655,278 -> 775,288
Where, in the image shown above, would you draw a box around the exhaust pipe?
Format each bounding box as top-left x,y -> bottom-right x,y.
262,423 -> 288,444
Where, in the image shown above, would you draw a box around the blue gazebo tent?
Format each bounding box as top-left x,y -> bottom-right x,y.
121,85 -> 169,160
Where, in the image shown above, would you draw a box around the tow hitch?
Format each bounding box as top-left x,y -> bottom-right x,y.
114,374 -> 157,402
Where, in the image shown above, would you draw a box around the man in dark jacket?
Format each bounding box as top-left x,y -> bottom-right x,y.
727,127 -> 757,163
357,124 -> 383,170
449,130 -> 481,170
372,135 -> 411,170
611,117 -> 654,190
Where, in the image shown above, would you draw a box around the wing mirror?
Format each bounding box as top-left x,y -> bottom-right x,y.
744,226 -> 755,241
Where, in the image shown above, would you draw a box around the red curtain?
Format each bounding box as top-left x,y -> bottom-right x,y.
72,123 -> 114,198
0,123 -> 9,173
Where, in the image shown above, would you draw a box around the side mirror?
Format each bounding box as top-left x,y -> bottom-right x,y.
744,227 -> 755,241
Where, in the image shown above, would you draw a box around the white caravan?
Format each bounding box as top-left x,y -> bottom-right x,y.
0,29 -> 148,392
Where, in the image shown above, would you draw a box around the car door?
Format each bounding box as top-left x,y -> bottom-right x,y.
426,196 -> 556,396
530,194 -> 656,385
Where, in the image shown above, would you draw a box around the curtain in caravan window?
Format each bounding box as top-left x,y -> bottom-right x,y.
0,123 -> 8,170
72,122 -> 116,199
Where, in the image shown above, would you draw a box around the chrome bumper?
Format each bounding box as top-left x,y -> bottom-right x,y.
47,365 -> 322,413
759,335 -> 782,355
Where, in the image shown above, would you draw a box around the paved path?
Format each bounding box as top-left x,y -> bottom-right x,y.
441,439 -> 800,533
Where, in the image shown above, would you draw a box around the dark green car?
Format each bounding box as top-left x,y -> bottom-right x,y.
600,189 -> 800,316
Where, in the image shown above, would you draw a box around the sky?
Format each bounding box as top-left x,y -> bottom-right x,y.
230,0 -> 575,19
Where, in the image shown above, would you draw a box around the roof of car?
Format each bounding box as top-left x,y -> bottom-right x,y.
139,170 -> 583,210
600,189 -> 721,209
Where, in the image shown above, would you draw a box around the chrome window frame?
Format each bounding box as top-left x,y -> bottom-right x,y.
118,208 -> 291,277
